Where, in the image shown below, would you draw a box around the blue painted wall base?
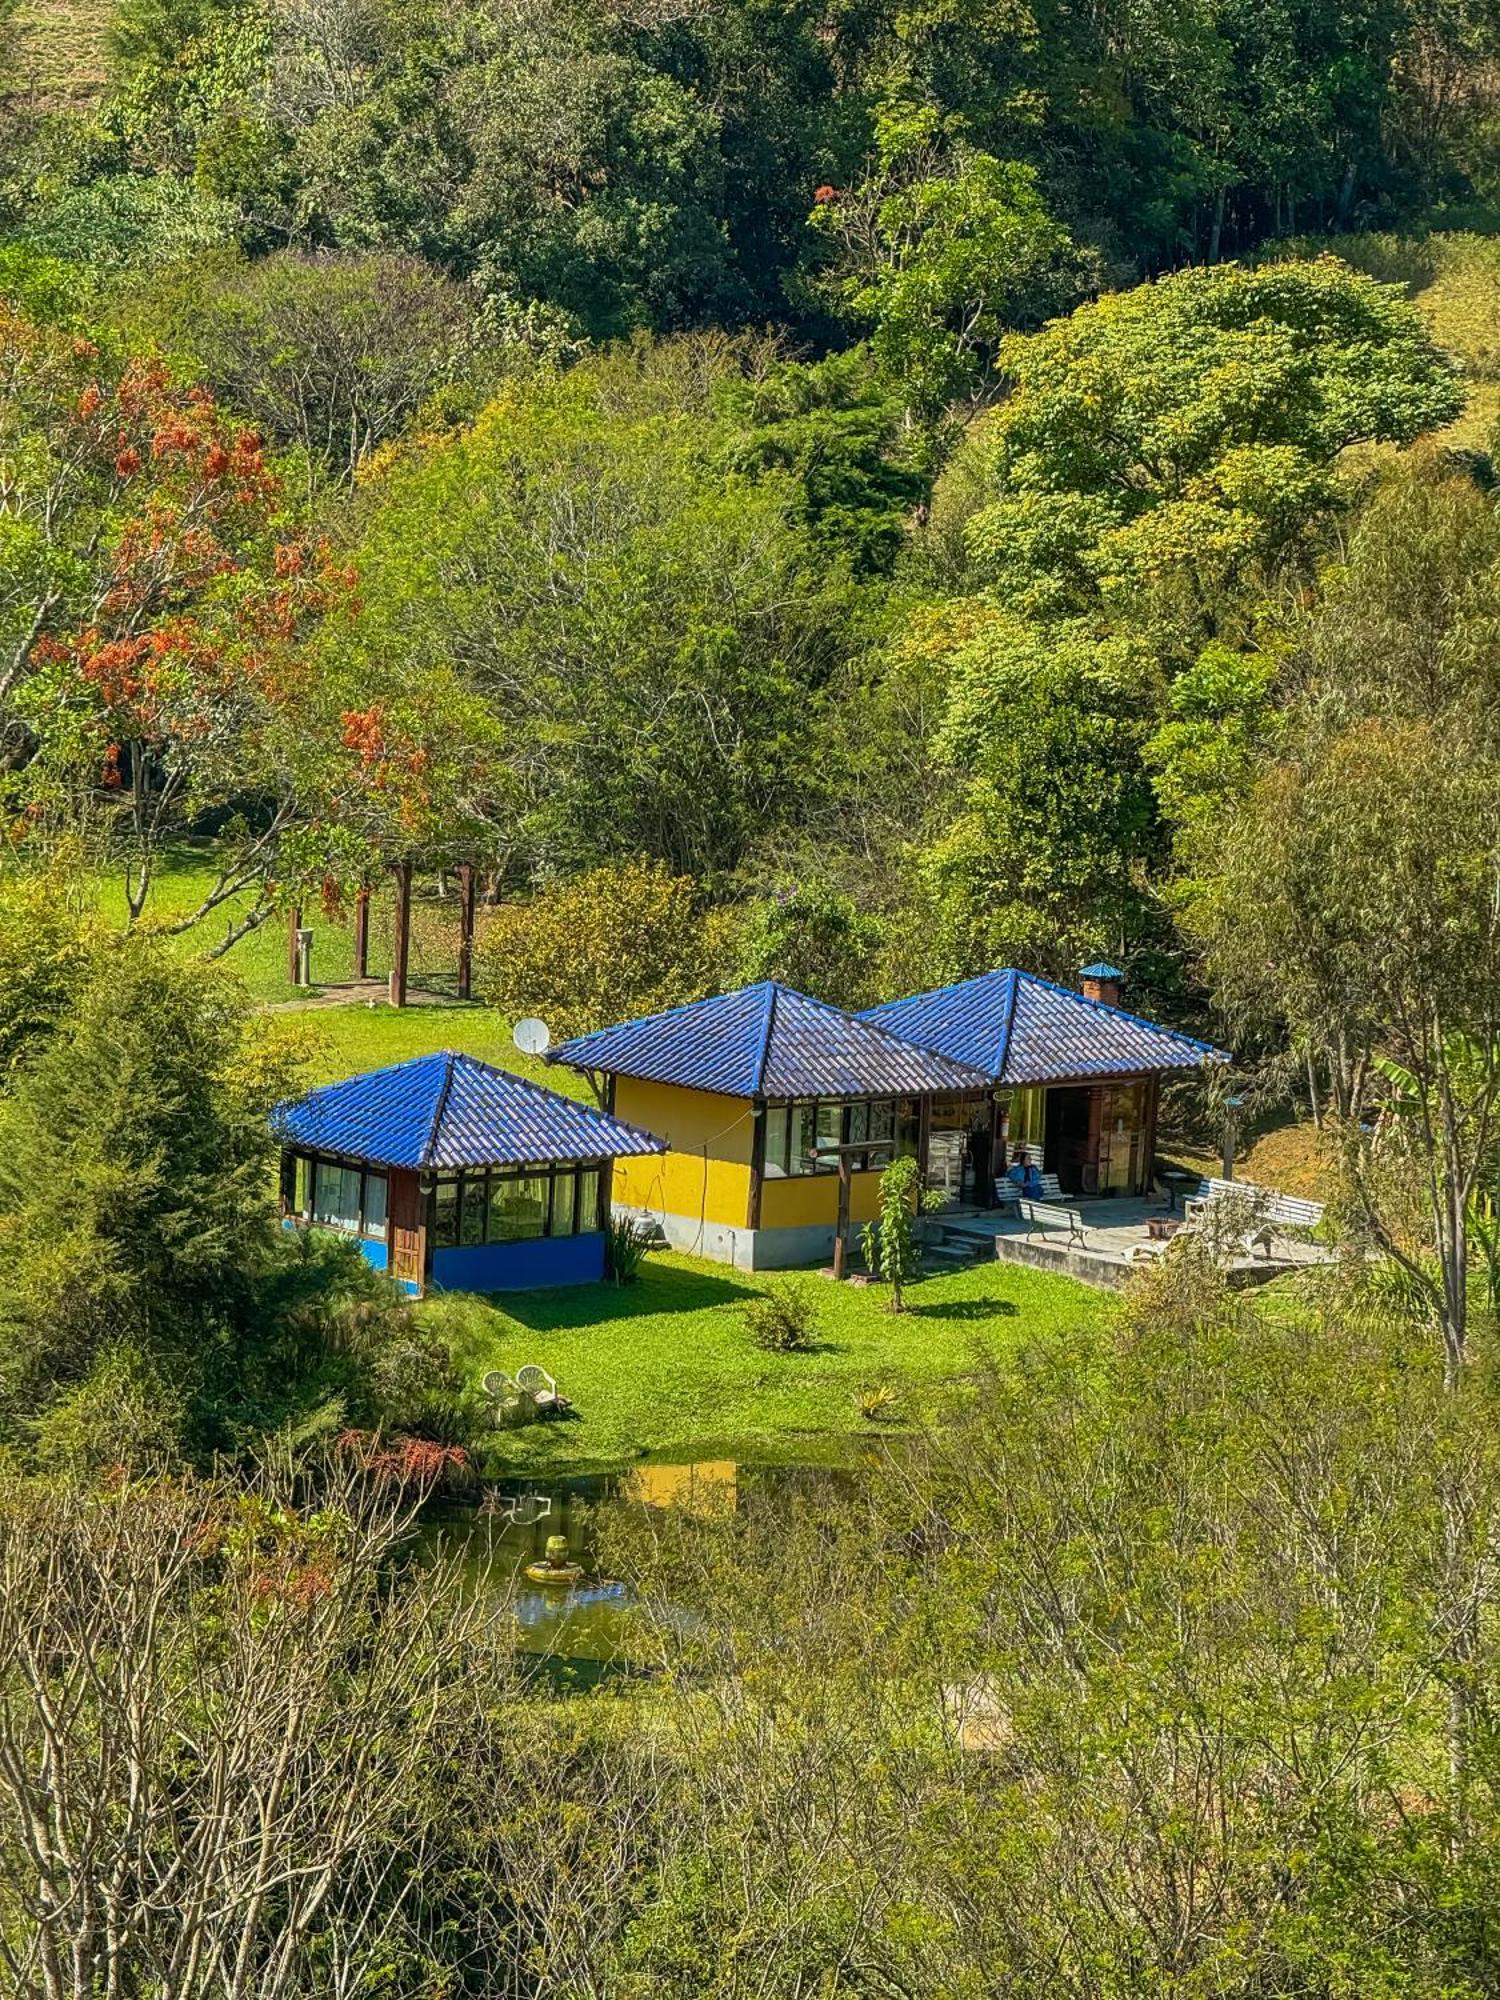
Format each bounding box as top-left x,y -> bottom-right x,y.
282,1219 -> 421,1295
429,1232 -> 607,1293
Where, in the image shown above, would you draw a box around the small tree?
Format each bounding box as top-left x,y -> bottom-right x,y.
476,859 -> 730,1040
861,1155 -> 940,1312
0,938 -> 298,1453
1192,717 -> 1500,1390
734,880 -> 884,1010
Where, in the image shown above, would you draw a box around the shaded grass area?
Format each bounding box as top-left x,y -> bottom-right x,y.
1160,1106 -> 1331,1200
426,1250 -> 1112,1473
88,842 -> 469,1006
14,0 -> 112,100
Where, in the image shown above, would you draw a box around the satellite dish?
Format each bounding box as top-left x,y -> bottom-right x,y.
513,1016 -> 551,1057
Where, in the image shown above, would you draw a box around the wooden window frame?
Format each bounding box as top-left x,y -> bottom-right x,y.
425,1160 -> 610,1249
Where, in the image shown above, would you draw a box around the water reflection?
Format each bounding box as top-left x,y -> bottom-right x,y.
424,1457 -> 846,1687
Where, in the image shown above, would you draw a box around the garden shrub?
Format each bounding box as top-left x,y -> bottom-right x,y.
607,1214 -> 653,1284
745,1281 -> 817,1352
476,859 -> 732,1040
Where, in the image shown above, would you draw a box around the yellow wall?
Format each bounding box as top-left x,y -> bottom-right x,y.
610,1077 -> 754,1228
1006,1085 -> 1046,1151
759,1171 -> 884,1231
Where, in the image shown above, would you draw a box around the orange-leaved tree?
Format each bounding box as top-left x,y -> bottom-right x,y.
1,305 -> 353,931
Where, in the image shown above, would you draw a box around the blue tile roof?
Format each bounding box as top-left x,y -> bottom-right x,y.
861,970 -> 1228,1086
274,1051 -> 666,1171
550,981 -> 990,1100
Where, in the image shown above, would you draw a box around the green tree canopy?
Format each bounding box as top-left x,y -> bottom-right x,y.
916,611 -> 1168,981
952,258 -> 1463,633
814,149 -> 1086,419
337,353 -> 862,879
476,858 -> 729,1040
115,249 -> 483,493
0,940 -> 289,1442
733,879 -> 885,1010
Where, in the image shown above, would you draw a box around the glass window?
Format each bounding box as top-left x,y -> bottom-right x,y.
814,1101 -> 843,1169
896,1099 -> 920,1159
788,1102 -> 818,1175
842,1098 -> 896,1172
490,1174 -> 547,1241
577,1167 -> 601,1232
293,1154 -> 311,1217
432,1176 -> 459,1249
549,1170 -> 577,1237
313,1160 -> 362,1231
460,1175 -> 488,1246
763,1105 -> 788,1179
363,1171 -> 388,1240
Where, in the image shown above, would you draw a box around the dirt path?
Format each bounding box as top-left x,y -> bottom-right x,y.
265,979 -> 469,1014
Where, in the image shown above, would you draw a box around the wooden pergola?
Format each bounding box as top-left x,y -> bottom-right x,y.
287,860 -> 480,1006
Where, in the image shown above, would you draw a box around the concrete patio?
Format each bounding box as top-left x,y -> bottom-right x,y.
923,1195 -> 1335,1292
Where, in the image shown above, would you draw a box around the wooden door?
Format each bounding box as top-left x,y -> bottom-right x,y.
388,1168 -> 427,1289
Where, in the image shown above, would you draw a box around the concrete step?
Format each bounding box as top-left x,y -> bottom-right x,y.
925,1240 -> 984,1267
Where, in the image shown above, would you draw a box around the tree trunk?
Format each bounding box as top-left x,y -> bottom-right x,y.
389,861 -> 412,1008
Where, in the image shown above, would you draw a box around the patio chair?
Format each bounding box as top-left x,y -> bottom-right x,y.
516,1364 -> 567,1414
482,1369 -> 518,1402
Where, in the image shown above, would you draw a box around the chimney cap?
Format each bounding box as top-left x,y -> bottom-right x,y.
1079,961 -> 1123,981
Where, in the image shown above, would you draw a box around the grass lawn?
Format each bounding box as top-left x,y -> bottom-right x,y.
270,1003 -> 574,1092
427,1250 -> 1112,1473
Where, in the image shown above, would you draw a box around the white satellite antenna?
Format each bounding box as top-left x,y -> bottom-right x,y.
513,1016 -> 551,1057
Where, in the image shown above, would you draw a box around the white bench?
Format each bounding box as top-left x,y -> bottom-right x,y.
1023,1177 -> 1088,1249
1184,1177 -> 1324,1229
1184,1177 -> 1324,1257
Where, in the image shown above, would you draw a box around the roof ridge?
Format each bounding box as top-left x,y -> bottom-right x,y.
285,1045 -> 450,1111
420,1050 -> 462,1171
751,982 -> 781,1095
550,980 -> 762,1060
994,966 -> 1023,1074
830,989 -> 989,1082
489,1057 -> 646,1131
1014,968 -> 1222,1055
858,966 -> 1011,1017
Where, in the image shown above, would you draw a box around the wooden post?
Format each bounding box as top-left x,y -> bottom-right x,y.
456,863 -> 476,1001
353,883 -> 370,980
389,861 -> 412,1008
832,1153 -> 852,1280
288,904 -> 305,986
1142,1073 -> 1161,1194
747,1101 -> 766,1231
917,1096 -> 933,1187
1083,1086 -> 1104,1194
985,1093 -> 1003,1207
1224,1104 -> 1248,1176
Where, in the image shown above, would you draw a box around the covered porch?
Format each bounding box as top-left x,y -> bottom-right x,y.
923,1074 -> 1163,1206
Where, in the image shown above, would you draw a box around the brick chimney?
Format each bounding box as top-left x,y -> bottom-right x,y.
1079,962 -> 1122,1007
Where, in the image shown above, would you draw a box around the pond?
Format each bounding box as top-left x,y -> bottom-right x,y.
423,1457 -> 858,1690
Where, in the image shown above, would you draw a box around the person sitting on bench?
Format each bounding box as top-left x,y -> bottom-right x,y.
1006,1149 -> 1043,1199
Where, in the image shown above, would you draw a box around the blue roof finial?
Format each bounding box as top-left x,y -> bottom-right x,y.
1079,962 -> 1123,981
